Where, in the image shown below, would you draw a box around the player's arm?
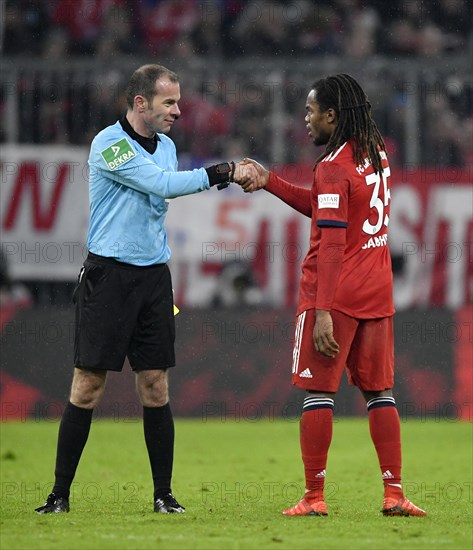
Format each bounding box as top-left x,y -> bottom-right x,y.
313,162 -> 350,358
236,158 -> 312,217
266,173 -> 312,217
314,226 -> 346,358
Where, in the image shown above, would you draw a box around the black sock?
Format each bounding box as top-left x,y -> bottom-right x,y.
53,402 -> 93,499
143,403 -> 175,500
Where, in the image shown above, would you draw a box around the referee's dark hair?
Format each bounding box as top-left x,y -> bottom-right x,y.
126,64 -> 179,109
312,74 -> 386,174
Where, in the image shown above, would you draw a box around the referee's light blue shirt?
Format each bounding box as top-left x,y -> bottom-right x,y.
86,121 -> 210,265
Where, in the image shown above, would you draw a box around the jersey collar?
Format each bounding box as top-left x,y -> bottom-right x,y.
119,116 -> 160,154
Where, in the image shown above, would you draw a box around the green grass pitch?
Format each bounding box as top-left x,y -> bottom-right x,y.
1,418 -> 472,549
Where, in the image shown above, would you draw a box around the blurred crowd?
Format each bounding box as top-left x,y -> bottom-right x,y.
2,0 -> 472,165
4,0 -> 472,59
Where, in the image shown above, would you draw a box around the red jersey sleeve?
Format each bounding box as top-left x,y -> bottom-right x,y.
266,172 -> 312,218
315,161 -> 350,229
316,227 -> 346,311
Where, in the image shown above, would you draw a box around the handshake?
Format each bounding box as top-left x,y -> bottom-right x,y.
206,159 -> 268,193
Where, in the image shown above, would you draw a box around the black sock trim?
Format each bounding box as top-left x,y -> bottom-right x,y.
303,397 -> 335,413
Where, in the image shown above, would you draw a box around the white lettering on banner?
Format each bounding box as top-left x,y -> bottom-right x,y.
318,194 -> 340,209
1,148 -> 471,309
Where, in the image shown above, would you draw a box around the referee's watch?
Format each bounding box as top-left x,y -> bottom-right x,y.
205,161 -> 235,190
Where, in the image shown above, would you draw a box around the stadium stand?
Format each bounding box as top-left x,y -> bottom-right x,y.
1,0 -> 472,166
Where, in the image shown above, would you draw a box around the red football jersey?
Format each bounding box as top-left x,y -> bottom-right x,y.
297,141 -> 395,319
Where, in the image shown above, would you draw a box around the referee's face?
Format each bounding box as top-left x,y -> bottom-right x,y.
142,78 -> 181,136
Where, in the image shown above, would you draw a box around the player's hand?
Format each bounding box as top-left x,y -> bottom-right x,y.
233,161 -> 259,188
234,158 -> 269,193
313,310 -> 340,358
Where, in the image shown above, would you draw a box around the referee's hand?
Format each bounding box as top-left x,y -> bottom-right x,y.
313,310 -> 340,358
234,158 -> 268,193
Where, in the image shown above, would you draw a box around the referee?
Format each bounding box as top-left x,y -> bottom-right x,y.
35,64 -> 248,514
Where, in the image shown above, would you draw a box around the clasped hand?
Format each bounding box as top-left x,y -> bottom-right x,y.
232,158 -> 269,193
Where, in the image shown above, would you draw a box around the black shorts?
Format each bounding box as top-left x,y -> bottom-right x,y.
74,253 -> 175,372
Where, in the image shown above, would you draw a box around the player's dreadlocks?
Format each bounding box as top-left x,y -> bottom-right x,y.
313,74 -> 386,174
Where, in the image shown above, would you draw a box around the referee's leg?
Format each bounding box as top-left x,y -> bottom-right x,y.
136,368 -> 169,407
70,367 -> 107,408
35,368 -> 107,513
56,368 -> 107,491
136,369 -> 185,513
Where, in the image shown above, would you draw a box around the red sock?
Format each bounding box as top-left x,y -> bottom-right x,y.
300,397 -> 334,502
367,398 -> 403,500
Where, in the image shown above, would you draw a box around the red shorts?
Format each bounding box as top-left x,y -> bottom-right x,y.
292,309 -> 394,392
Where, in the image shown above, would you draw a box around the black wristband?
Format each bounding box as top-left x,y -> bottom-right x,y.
205,162 -> 233,187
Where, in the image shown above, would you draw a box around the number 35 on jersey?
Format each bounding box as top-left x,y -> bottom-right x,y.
362,166 -> 391,236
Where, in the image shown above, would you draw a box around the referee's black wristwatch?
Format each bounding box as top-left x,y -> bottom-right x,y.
205,161 -> 236,190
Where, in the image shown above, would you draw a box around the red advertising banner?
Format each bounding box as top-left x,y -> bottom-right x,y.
1,147 -> 471,308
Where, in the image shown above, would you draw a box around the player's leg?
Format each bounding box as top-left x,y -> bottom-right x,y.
348,317 -> 426,516
362,388 -> 426,516
283,309 -> 357,516
283,389 -> 335,516
131,264 -> 184,514
362,388 -> 402,501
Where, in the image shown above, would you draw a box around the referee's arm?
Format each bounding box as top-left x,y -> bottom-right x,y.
102,160 -> 211,199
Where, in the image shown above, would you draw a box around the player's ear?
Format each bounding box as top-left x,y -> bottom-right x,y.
326,108 -> 337,125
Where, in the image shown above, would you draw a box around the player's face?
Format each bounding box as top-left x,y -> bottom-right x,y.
142,78 -> 181,135
305,89 -> 335,146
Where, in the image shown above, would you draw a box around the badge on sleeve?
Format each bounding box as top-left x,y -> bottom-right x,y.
101,138 -> 136,170
318,194 -> 340,209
